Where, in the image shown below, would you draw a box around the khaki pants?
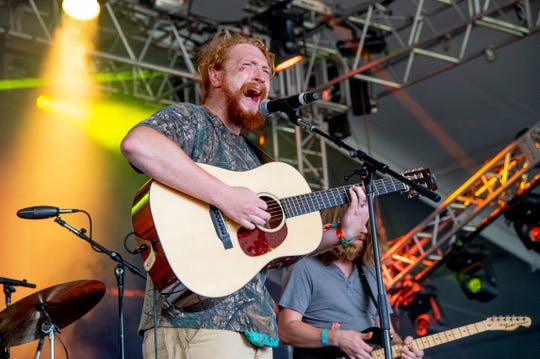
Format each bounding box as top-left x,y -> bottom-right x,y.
142,327 -> 273,359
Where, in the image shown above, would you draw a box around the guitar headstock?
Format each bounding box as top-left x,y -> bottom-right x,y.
485,315 -> 532,331
402,167 -> 438,198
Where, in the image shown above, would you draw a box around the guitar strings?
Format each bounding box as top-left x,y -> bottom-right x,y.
257,177 -> 407,223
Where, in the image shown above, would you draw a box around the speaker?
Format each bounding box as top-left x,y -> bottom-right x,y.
326,112 -> 350,139
349,78 -> 371,115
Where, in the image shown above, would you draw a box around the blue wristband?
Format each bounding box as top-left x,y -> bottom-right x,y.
340,237 -> 355,247
321,329 -> 329,347
336,223 -> 355,247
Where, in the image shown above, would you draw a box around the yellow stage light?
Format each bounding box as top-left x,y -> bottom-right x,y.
35,94 -> 160,152
62,0 -> 100,21
36,95 -> 85,119
274,55 -> 303,73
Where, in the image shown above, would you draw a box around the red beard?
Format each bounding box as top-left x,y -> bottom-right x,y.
222,81 -> 268,131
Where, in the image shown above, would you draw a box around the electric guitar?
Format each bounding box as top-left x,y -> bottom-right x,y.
369,315 -> 531,358
131,161 -> 436,298
296,315 -> 531,359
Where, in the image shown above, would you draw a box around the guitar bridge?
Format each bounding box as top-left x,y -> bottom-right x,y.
209,205 -> 233,249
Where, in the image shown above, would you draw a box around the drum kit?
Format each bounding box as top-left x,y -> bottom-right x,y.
0,279 -> 106,358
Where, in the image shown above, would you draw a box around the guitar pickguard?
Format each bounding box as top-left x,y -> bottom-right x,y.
238,224 -> 289,256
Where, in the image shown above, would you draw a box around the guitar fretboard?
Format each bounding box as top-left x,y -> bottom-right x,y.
369,315 -> 532,359
281,178 -> 407,218
371,321 -> 487,359
412,321 -> 486,350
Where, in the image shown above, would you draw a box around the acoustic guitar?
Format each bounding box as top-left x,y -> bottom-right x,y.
131,161 -> 436,298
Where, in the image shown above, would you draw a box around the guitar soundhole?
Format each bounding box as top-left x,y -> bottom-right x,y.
258,195 -> 283,231
237,194 -> 288,257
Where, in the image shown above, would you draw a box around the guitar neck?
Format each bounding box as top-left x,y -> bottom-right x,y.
412,320 -> 489,351
281,177 -> 407,218
371,320 -> 488,359
369,315 -> 531,359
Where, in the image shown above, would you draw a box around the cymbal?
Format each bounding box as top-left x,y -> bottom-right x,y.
0,279 -> 106,348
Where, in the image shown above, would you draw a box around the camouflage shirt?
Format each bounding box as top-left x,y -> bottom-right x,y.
135,103 -> 277,339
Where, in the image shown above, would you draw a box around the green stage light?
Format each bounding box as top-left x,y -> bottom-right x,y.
447,244 -> 498,302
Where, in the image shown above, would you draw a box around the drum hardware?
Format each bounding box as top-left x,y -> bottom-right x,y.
0,279 -> 105,358
0,277 -> 37,358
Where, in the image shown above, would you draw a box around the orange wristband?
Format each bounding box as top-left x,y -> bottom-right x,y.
337,223 -> 354,247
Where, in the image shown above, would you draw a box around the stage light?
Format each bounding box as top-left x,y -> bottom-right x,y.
456,260 -> 497,302
36,94 -> 85,119
244,128 -> 267,148
270,12 -> 304,72
62,0 -> 100,21
153,0 -> 190,15
389,277 -> 444,337
446,244 -> 498,302
504,192 -> 540,253
274,55 -> 303,72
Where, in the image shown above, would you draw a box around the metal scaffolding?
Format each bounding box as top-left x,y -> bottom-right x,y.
2,2 -> 538,188
381,122 -> 540,289
1,0 -> 539,270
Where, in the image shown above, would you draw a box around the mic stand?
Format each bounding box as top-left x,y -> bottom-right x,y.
285,110 -> 440,359
0,277 -> 37,359
0,277 -> 37,306
288,112 -> 441,203
115,259 -> 126,359
36,305 -> 56,359
363,165 -> 393,358
54,216 -> 146,359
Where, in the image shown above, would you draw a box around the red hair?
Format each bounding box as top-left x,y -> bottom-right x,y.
196,32 -> 275,104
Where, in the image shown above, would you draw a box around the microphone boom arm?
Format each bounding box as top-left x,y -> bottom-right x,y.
53,217 -> 146,280
285,111 -> 441,203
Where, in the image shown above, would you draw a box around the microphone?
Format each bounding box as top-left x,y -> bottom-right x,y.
17,206 -> 80,219
0,277 -> 36,288
259,91 -> 320,116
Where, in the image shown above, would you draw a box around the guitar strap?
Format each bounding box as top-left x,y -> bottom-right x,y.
242,134 -> 274,164
356,261 -> 378,309
356,262 -> 395,345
